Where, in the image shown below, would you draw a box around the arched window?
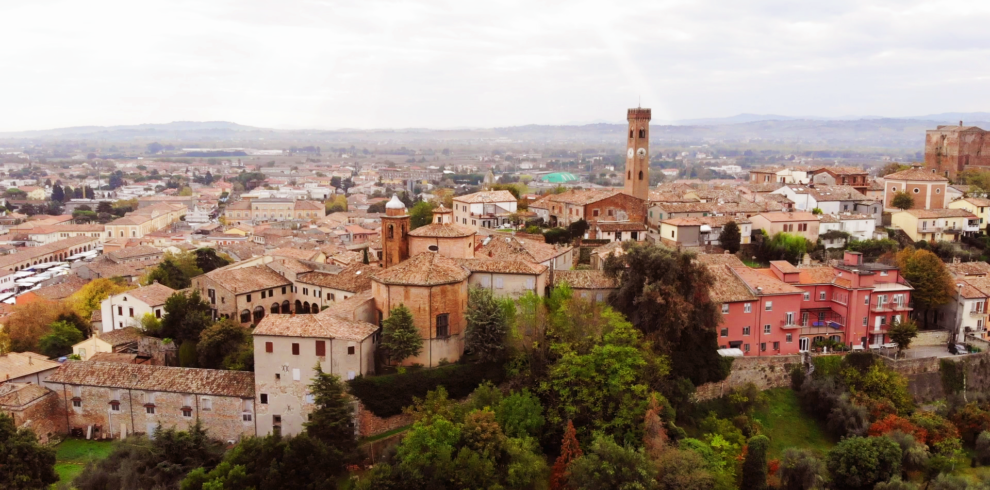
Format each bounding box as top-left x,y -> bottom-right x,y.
638,171 -> 643,180
627,171 -> 631,180
388,225 -> 393,239
240,309 -> 251,323
281,300 -> 290,313
629,130 -> 633,139
253,306 -> 265,323
639,129 -> 646,138
271,303 -> 280,314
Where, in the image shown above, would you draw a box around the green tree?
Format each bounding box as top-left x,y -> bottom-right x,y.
381,304 -> 422,365
465,287 -> 509,362
0,412 -> 57,490
892,191 -> 914,210
826,436 -> 902,490
51,184 -> 64,203
779,448 -> 827,490
496,389 -> 545,439
568,219 -> 589,239
181,433 -> 338,490
409,201 -> 436,229
604,242 -> 729,387
888,318 -> 919,357
654,449 -> 716,490
878,163 -> 912,177
160,291 -> 213,343
759,232 -> 810,264
874,477 -> 919,490
811,207 -> 823,215
38,320 -> 84,358
193,248 -> 231,273
77,422 -> 224,490
741,435 -> 770,490
146,257 -> 194,289
304,363 -> 356,460
362,248 -> 370,264
566,434 -> 657,490
720,221 -> 741,254
196,319 -> 249,370
896,248 -> 954,328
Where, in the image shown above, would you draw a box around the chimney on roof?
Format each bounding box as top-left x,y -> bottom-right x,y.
961,120 -> 964,127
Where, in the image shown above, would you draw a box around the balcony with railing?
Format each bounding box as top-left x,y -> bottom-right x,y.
871,302 -> 893,313
965,220 -> 981,233
798,310 -> 845,336
918,224 -> 943,233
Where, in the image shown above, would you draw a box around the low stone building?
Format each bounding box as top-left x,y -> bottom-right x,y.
72,327 -> 143,361
0,383 -> 61,443
552,270 -> 619,302
45,361 -> 256,443
0,352 -> 61,384
192,263 -> 294,324
457,258 -> 548,299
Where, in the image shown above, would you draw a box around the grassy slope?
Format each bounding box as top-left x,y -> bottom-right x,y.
53,439 -> 114,485
751,388 -> 837,459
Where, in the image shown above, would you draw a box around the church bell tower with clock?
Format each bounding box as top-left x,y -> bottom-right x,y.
624,107 -> 651,201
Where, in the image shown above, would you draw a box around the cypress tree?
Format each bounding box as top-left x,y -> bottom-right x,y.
742,435 -> 770,490
304,363 -> 356,459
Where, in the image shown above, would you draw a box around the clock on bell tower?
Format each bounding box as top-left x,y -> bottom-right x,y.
624,107 -> 651,201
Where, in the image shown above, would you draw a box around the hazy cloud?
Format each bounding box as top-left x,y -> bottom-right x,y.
1,0 -> 989,130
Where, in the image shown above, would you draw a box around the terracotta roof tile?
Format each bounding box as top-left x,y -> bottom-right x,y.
0,236 -> 99,270
552,269 -> 619,289
900,209 -> 976,219
707,265 -> 758,303
0,352 -> 61,380
408,223 -> 477,238
205,265 -> 292,294
477,235 -> 571,264
372,252 -> 470,286
947,261 -> 990,278
695,253 -> 746,267
47,361 -> 255,398
266,248 -> 323,262
297,263 -> 377,293
885,168 -> 949,181
108,245 -> 163,260
755,211 -> 819,222
0,383 -> 51,407
254,312 -> 378,341
453,190 -> 517,204
733,267 -> 804,295
98,327 -> 143,347
796,266 -> 840,285
455,258 -> 547,275
125,283 -> 177,307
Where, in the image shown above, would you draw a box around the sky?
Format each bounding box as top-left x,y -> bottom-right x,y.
2,0 -> 990,131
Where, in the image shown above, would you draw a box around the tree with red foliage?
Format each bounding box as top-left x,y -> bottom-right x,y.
852,392 -> 898,421
951,402 -> 990,443
550,421 -> 583,490
868,414 -> 928,443
643,395 -> 668,461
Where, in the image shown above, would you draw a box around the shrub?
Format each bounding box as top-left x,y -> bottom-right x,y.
347,362 -> 506,417
826,436 -> 902,490
911,411 -> 962,456
826,395 -> 870,438
885,430 -> 930,473
741,435 -> 770,490
779,448 -> 827,490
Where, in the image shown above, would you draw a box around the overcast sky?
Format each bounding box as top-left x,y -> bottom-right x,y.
2,0 -> 989,131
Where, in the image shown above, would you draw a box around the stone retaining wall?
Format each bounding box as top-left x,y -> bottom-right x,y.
915,330 -> 950,346
695,355 -> 800,401
355,401 -> 413,438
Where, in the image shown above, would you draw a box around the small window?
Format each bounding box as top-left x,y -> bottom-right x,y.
72,399 -> 81,408
865,296 -> 870,305
246,294 -> 251,302
316,341 -> 326,357
913,188 -> 920,194
765,301 -> 772,311
803,292 -> 810,301
202,398 -> 212,411
282,286 -> 287,294
744,303 -> 752,313
786,334 -> 793,343
265,342 -> 273,353
744,344 -> 751,352
761,343 -> 767,352
743,326 -> 751,336
436,314 -> 450,338
242,413 -> 253,422
773,341 -> 780,351
720,328 -> 728,337
146,406 -> 156,415
110,401 -> 121,412
182,408 -> 192,418
155,309 -> 161,319
721,304 -> 729,314
348,345 -> 356,355
764,324 -> 771,334
819,291 -> 826,301
292,343 -> 300,355
260,394 -> 268,404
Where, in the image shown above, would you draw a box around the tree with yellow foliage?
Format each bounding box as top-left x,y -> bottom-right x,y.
68,277 -> 133,320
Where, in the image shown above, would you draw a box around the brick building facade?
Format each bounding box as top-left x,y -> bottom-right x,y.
925,124 -> 990,180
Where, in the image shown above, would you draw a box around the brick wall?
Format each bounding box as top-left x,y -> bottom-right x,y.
695,355 -> 801,401
7,391 -> 62,444
139,337 -> 176,365
355,401 -> 413,438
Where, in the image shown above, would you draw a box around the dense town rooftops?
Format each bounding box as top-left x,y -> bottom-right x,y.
786,185 -> 867,201
107,245 -> 162,260
204,265 -> 293,294
0,236 -> 99,270
947,261 -> 990,278
266,248 -> 324,262
695,253 -> 745,268
254,313 -> 378,341
47,361 -> 255,398
754,211 -> 819,222
538,189 -> 623,206
812,166 -> 867,175
372,252 -> 470,286
125,283 -> 177,307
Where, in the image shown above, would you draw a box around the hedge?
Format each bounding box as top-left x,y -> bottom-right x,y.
347,362 -> 506,418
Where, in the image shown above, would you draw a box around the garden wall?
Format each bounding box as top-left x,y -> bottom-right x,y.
882,350 -> 990,402
695,355 -> 801,401
355,401 -> 413,438
914,330 -> 950,346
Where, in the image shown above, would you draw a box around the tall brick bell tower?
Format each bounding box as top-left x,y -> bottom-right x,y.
381,194 -> 410,268
624,107 -> 651,201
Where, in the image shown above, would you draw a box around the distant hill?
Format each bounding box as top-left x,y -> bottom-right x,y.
2,114 -> 990,150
